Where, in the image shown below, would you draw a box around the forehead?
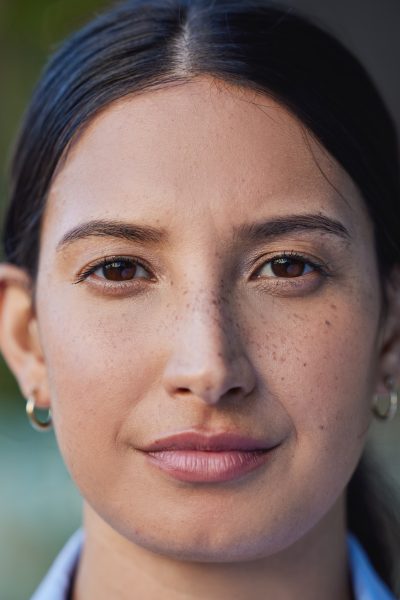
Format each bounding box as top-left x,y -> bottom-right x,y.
44,76 -> 366,239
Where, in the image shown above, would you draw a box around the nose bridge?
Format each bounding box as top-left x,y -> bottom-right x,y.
182,286 -> 233,356
162,281 -> 256,404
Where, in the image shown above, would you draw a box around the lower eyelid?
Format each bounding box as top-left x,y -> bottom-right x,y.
84,279 -> 152,298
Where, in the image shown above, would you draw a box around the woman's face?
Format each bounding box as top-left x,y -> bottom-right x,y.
35,77 -> 384,559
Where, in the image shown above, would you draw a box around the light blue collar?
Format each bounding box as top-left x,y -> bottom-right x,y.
30,529 -> 83,600
347,533 -> 395,600
30,530 -> 396,599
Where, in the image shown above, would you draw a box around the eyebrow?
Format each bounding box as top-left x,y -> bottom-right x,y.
234,213 -> 351,242
56,212 -> 350,253
56,219 -> 167,251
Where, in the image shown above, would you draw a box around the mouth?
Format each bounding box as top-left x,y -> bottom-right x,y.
137,431 -> 280,483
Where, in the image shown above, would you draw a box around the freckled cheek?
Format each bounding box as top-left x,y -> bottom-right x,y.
249,302 -> 377,430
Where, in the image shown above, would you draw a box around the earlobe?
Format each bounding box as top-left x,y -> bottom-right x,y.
0,263 -> 50,408
376,266 -> 400,392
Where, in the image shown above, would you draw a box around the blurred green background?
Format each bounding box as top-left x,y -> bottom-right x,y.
1,1 -> 399,598
0,2 -> 109,598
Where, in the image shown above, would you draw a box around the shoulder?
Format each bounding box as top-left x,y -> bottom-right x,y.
30,530 -> 83,600
348,534 -> 396,600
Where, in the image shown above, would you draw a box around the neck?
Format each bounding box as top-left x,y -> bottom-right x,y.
73,498 -> 353,600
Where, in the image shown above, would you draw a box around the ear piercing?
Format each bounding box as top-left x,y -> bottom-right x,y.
372,376 -> 398,421
26,389 -> 52,432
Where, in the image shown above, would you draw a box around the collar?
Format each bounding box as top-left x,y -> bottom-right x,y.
347,534 -> 395,600
30,529 -> 83,600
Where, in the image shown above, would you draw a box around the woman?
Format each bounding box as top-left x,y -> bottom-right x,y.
0,0 -> 399,598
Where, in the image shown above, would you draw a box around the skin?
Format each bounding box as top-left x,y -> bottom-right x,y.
1,76 -> 400,599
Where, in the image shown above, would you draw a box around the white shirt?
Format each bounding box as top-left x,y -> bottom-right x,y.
30,531 -> 396,600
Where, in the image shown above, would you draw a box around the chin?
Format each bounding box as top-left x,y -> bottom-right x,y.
110,510 -> 309,563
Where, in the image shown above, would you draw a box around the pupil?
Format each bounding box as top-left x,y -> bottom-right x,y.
103,261 -> 136,281
271,258 -> 304,277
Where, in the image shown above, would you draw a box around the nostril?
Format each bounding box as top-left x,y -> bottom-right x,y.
175,385 -> 244,400
176,387 -> 191,395
229,386 -> 242,396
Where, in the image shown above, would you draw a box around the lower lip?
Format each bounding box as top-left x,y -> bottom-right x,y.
143,449 -> 275,483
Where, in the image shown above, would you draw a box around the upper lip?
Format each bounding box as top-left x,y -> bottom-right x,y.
138,431 -> 276,452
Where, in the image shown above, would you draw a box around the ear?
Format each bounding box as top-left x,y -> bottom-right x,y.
376,265 -> 400,392
0,263 -> 50,408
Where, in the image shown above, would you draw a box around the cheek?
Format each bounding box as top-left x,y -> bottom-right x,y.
36,292 -> 165,483
249,290 -> 379,473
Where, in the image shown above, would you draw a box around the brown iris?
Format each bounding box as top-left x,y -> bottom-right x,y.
270,257 -> 308,277
102,260 -> 138,281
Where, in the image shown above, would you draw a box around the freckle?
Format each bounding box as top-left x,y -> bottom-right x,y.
303,362 -> 307,367
280,376 -> 285,381
325,320 -> 331,326
330,304 -> 337,310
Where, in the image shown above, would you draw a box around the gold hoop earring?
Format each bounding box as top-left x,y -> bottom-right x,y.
372,377 -> 398,421
26,392 -> 53,432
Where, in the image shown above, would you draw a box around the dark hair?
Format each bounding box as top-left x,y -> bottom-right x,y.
2,0 -> 400,591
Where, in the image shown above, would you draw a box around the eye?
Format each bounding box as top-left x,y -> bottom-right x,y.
93,259 -> 150,281
74,257 -> 154,285
254,254 -> 317,279
93,259 -> 151,281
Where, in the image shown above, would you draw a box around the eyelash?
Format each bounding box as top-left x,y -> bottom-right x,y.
74,251 -> 327,287
251,250 -> 327,280
73,256 -> 155,285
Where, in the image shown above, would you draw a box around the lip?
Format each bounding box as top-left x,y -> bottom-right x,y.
138,431 -> 279,483
139,431 -> 272,452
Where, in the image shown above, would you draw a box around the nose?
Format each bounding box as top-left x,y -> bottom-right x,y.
161,294 -> 257,405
